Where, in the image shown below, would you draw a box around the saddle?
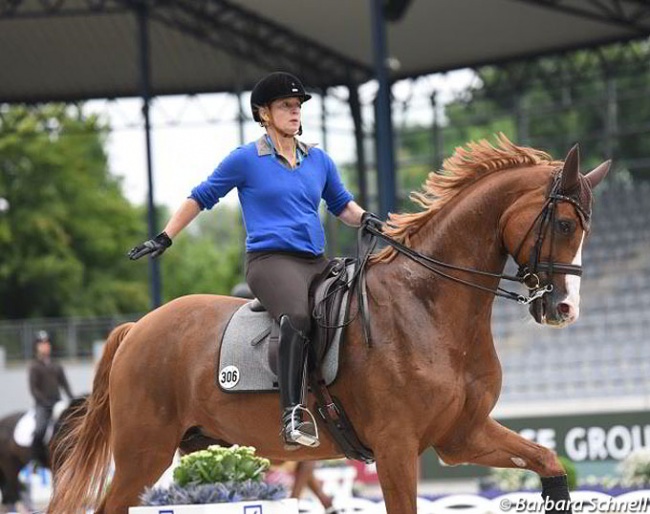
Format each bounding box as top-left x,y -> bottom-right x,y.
251,257 -> 355,376
219,258 -> 355,392
13,400 -> 69,448
218,220 -> 379,462
218,257 -> 374,462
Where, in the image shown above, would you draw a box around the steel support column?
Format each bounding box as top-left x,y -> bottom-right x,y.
370,0 -> 397,218
236,92 -> 246,146
321,89 -> 338,255
431,92 -> 443,170
348,84 -> 368,209
137,3 -> 162,309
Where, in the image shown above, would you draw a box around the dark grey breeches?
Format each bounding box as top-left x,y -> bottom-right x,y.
245,251 -> 329,335
33,405 -> 52,446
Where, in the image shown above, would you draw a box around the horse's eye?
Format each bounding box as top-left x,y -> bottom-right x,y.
556,219 -> 575,235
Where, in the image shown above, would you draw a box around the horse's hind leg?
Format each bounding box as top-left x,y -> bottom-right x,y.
96,424 -> 179,514
291,462 -> 333,510
437,417 -> 570,511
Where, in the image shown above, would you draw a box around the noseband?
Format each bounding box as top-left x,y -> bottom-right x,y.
363,168 -> 592,306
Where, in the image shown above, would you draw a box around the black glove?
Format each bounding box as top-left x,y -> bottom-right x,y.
361,211 -> 383,232
127,232 -> 172,260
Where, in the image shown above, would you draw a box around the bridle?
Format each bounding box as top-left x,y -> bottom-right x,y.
510,169 -> 590,296
362,168 -> 592,307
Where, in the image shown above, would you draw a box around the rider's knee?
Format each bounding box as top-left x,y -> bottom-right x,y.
282,313 -> 311,336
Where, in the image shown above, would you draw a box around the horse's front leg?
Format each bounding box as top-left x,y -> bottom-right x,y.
374,443 -> 419,514
437,417 -> 571,513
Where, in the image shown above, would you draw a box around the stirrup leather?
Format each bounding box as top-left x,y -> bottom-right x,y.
284,405 -> 320,448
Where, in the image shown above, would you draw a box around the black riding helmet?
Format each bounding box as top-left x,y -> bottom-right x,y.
250,72 -> 312,123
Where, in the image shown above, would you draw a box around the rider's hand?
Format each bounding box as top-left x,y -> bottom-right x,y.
361,211 -> 383,232
127,232 -> 172,260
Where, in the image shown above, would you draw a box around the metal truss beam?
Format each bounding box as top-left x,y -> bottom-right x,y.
0,0 -> 124,18
509,0 -> 650,34
134,0 -> 372,88
0,0 -> 372,88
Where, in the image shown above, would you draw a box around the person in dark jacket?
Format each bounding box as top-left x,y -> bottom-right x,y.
28,330 -> 73,466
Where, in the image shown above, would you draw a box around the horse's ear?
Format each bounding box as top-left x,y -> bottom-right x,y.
584,160 -> 611,189
560,143 -> 580,191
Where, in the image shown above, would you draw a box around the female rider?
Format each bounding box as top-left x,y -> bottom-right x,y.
128,71 -> 380,449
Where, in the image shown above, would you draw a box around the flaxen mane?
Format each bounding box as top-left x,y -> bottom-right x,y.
372,134 -> 562,263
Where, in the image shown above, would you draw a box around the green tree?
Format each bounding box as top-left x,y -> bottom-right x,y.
452,41 -> 650,178
160,203 -> 245,300
0,104 -> 149,319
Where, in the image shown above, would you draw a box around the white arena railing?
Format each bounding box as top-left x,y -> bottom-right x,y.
297,490 -> 650,514
12,465 -> 650,514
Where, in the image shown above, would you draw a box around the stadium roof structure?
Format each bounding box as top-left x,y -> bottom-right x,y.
1,0 -> 650,103
3,0 -> 650,308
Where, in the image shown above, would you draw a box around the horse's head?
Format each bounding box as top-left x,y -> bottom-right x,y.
503,145 -> 610,327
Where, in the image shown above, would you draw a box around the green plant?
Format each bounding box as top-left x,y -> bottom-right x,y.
317,459 -> 349,468
173,445 -> 271,487
559,456 -> 577,490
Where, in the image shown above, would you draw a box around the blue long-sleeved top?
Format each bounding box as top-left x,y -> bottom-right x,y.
190,136 -> 354,255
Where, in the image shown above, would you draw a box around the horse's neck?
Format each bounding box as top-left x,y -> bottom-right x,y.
369,169 -> 531,333
413,175 -> 516,290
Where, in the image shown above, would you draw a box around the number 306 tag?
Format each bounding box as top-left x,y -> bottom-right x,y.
219,365 -> 240,389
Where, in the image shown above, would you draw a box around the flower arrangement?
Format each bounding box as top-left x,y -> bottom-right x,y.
174,445 -> 270,485
578,474 -> 625,491
619,448 -> 650,488
484,467 -> 541,492
483,457 -> 577,492
140,445 -> 287,506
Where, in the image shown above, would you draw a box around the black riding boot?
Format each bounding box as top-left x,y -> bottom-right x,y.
31,406 -> 51,468
31,439 -> 49,468
279,315 -> 319,448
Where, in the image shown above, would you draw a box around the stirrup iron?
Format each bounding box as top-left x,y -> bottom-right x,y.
284,405 -> 320,448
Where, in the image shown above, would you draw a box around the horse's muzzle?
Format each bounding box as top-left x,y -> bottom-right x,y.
529,291 -> 578,327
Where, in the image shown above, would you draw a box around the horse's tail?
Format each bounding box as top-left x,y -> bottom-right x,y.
48,322 -> 134,514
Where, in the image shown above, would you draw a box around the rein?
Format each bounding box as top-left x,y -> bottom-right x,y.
363,224 -> 542,305
363,169 -> 590,307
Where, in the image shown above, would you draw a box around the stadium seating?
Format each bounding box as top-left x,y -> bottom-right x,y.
495,179 -> 650,402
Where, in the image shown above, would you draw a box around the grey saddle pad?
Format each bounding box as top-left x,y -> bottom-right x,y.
217,302 -> 346,393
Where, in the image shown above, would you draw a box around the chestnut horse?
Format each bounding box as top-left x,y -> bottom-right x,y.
49,137 -> 610,514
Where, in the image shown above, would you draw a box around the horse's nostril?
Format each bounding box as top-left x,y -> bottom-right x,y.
557,302 -> 571,316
